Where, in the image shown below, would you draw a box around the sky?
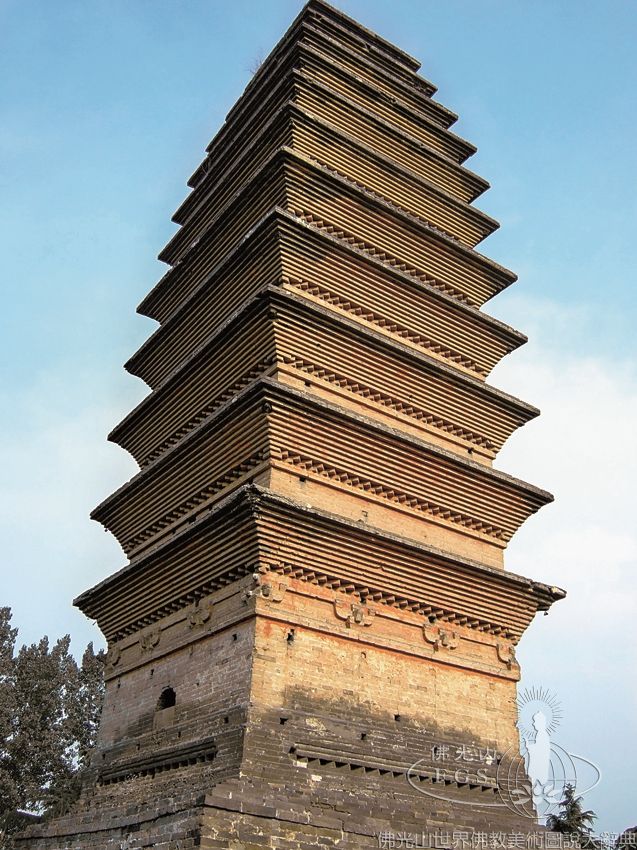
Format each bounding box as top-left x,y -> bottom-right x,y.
1,0 -> 636,835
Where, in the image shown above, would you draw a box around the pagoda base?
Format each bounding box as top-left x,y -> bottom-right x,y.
15,771 -> 544,850
17,554 -> 543,849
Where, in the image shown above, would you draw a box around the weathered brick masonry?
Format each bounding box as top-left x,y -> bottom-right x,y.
18,1 -> 564,847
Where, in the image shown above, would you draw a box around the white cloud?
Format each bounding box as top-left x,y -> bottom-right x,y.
491,294 -> 637,831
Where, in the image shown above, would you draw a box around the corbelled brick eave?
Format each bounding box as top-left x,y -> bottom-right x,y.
77,483 -> 564,644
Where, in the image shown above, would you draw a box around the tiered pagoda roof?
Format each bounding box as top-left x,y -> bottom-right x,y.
80,0 -> 563,651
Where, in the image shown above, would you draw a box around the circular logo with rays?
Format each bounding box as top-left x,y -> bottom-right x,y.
496,686 -> 600,819
517,686 -> 563,741
407,686 -> 600,818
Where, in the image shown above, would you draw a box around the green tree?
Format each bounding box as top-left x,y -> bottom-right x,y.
0,608 -> 20,842
0,608 -> 104,844
546,783 -> 597,845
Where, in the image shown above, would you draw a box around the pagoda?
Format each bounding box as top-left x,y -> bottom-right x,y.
18,2 -> 564,848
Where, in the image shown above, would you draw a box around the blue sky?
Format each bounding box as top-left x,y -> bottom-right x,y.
1,0 -> 635,835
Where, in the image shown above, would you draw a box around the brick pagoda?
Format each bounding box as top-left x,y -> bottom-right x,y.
18,2 -> 564,847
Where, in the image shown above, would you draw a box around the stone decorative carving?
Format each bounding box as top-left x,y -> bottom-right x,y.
496,641 -> 517,669
423,619 -> 460,651
139,629 -> 161,653
188,600 -> 212,629
105,644 -> 121,667
334,599 -> 375,628
243,574 -> 288,605
260,579 -> 288,603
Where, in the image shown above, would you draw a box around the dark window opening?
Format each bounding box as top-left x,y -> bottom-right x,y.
157,687 -> 176,711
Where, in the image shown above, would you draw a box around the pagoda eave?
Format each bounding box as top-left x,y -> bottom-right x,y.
164,100 -> 499,267
111,286 -> 538,471
201,1 -> 449,154
178,66 -> 488,226
190,33 -> 471,191
305,0 -> 424,77
131,211 -> 527,392
92,378 -> 552,565
77,484 -> 563,645
146,147 -> 515,325
280,147 -> 516,289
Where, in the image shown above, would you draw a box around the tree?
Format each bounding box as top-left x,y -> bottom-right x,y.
546,783 -> 597,845
0,608 -> 20,842
0,608 -> 104,844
